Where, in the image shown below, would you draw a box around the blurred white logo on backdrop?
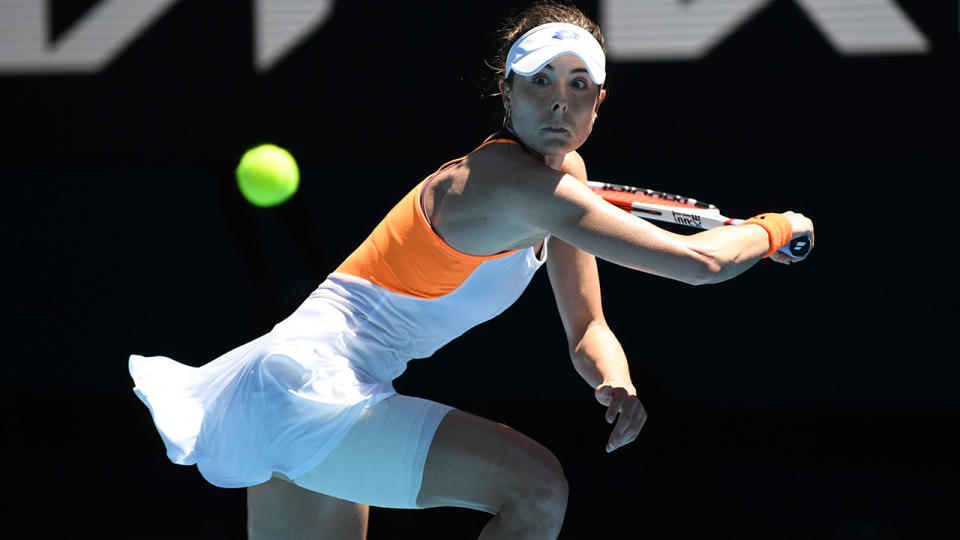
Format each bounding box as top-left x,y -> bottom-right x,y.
601,0 -> 930,60
0,0 -> 334,74
0,0 -> 941,75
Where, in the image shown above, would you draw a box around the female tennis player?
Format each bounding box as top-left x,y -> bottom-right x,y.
130,2 -> 813,539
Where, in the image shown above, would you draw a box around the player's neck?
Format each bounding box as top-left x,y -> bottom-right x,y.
502,127 -> 564,169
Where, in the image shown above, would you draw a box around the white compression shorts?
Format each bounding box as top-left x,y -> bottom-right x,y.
286,394 -> 454,508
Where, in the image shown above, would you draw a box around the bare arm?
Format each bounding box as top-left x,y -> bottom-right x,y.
547,236 -> 630,390
547,153 -> 647,453
504,160 -> 810,285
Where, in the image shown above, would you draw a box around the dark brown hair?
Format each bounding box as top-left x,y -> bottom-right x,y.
487,1 -> 607,94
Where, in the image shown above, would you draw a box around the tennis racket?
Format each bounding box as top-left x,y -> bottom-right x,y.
587,181 -> 811,259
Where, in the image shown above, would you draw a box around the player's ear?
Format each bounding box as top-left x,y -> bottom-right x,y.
595,87 -> 607,112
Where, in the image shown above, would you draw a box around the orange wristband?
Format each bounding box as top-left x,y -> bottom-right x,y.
740,213 -> 792,257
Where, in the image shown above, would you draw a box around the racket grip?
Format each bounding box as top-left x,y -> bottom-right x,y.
729,219 -> 811,259
783,235 -> 811,258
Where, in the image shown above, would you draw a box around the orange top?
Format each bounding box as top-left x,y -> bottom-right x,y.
335,137 -> 522,299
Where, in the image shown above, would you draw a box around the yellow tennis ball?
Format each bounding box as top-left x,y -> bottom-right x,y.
235,144 -> 299,207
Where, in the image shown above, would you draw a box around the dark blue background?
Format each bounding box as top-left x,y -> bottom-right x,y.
3,1 -> 957,537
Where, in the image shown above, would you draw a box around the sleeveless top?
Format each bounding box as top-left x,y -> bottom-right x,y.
129,129 -> 550,488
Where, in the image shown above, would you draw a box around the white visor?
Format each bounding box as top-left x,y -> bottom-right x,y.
505,22 -> 606,85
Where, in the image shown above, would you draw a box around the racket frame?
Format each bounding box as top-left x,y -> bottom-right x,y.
586,180 -> 738,230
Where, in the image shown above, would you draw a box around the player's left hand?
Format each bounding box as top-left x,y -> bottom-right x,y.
595,383 -> 647,453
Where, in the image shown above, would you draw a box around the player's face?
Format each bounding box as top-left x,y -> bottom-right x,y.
501,54 -> 606,162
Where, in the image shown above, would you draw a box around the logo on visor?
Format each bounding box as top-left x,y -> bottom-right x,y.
552,30 -> 580,40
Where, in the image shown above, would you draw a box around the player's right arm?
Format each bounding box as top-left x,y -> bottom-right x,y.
499,161 -> 813,284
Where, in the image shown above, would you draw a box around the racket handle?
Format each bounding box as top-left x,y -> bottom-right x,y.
784,236 -> 811,258
729,219 -> 811,259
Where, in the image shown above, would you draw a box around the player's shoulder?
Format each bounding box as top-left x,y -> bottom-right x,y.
471,143 -> 586,180
466,138 -> 546,178
558,150 -> 587,182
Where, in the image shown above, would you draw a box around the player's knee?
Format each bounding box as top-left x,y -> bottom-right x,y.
505,448 -> 569,524
527,468 -> 569,527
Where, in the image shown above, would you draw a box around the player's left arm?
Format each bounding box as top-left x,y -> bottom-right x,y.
546,152 -> 647,453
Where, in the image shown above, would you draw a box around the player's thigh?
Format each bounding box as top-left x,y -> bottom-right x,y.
247,476 -> 369,540
415,409 -> 568,513
287,394 -> 453,509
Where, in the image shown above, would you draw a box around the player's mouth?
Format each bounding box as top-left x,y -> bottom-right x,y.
542,125 -> 570,134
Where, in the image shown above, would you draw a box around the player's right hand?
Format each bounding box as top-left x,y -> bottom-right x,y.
771,211 -> 814,264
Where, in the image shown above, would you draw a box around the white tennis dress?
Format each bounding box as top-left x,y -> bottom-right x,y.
130,133 -> 548,489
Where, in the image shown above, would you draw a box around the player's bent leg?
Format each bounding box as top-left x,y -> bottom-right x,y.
416,409 -> 569,539
247,394 -> 453,538
247,476 -> 369,540
247,396 -> 565,539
